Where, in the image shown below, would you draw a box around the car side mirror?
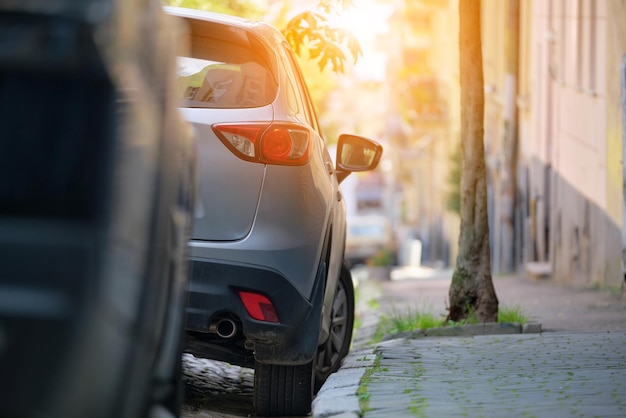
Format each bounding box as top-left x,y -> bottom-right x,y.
335,134 -> 383,184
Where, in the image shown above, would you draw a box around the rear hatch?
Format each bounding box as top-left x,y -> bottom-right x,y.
181,107 -> 272,241
173,11 -> 279,241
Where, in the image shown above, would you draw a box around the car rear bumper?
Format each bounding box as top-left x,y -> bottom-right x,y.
184,257 -> 325,367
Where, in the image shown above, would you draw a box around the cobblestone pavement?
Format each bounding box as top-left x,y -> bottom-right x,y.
312,269 -> 626,418
362,331 -> 626,418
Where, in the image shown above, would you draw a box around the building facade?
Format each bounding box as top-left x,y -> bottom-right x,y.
483,0 -> 626,287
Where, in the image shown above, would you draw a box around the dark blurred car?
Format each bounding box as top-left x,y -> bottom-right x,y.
165,6 -> 383,417
0,1 -> 196,418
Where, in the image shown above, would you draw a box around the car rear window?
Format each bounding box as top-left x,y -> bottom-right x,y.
177,18 -> 278,108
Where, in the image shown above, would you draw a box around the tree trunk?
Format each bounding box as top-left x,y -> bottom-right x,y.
448,0 -> 498,323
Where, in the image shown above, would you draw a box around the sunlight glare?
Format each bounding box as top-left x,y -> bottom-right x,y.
340,0 -> 391,49
333,0 -> 394,80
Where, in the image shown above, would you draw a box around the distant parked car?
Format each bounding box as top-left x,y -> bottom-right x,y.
165,6 -> 382,417
345,215 -> 396,267
0,2 -> 196,418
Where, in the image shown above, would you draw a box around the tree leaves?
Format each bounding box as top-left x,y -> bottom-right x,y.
165,0 -> 362,75
282,9 -> 362,74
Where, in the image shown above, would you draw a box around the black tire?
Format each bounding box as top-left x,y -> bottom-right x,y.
314,260 -> 355,391
253,360 -> 314,417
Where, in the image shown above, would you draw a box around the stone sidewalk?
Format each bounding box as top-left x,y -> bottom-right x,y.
315,331 -> 626,418
361,331 -> 626,418
312,269 -> 626,418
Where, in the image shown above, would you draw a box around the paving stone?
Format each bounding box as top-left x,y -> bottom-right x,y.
315,384 -> 358,398
311,393 -> 360,418
339,351 -> 376,369
318,368 -> 365,393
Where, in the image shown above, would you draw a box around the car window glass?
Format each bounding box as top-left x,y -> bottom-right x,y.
282,45 -> 321,135
177,19 -> 278,108
278,53 -> 302,116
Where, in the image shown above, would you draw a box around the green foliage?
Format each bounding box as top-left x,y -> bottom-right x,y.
498,305 -> 530,323
367,298 -> 379,310
366,248 -> 394,267
372,304 -> 531,343
373,307 -> 445,342
356,353 -> 381,412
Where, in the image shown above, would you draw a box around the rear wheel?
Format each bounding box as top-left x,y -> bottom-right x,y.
253,360 -> 314,417
314,260 -> 355,391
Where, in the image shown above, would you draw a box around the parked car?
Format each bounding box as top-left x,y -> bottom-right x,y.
0,2 -> 196,418
165,6 -> 383,417
345,214 -> 397,267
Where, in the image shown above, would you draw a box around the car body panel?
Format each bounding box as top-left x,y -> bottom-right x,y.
166,7 -> 379,372
180,107 -> 272,241
188,145 -> 332,302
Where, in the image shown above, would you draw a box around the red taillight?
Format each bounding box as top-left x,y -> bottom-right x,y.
263,127 -> 292,160
238,291 -> 280,323
213,122 -> 311,165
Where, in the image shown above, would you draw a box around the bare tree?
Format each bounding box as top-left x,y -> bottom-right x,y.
448,0 -> 498,322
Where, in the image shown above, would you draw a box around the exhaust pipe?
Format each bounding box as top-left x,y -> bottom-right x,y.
215,318 -> 237,339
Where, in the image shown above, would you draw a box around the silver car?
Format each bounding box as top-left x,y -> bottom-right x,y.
166,7 -> 382,417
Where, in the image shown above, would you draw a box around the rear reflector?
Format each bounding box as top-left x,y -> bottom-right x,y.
238,291 -> 280,323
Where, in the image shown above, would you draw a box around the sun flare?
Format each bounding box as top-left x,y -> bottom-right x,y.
336,0 -> 392,51
331,0 -> 394,80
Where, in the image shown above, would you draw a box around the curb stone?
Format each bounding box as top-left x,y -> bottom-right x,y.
311,350 -> 375,418
522,321 -> 542,333
380,321 -> 542,341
